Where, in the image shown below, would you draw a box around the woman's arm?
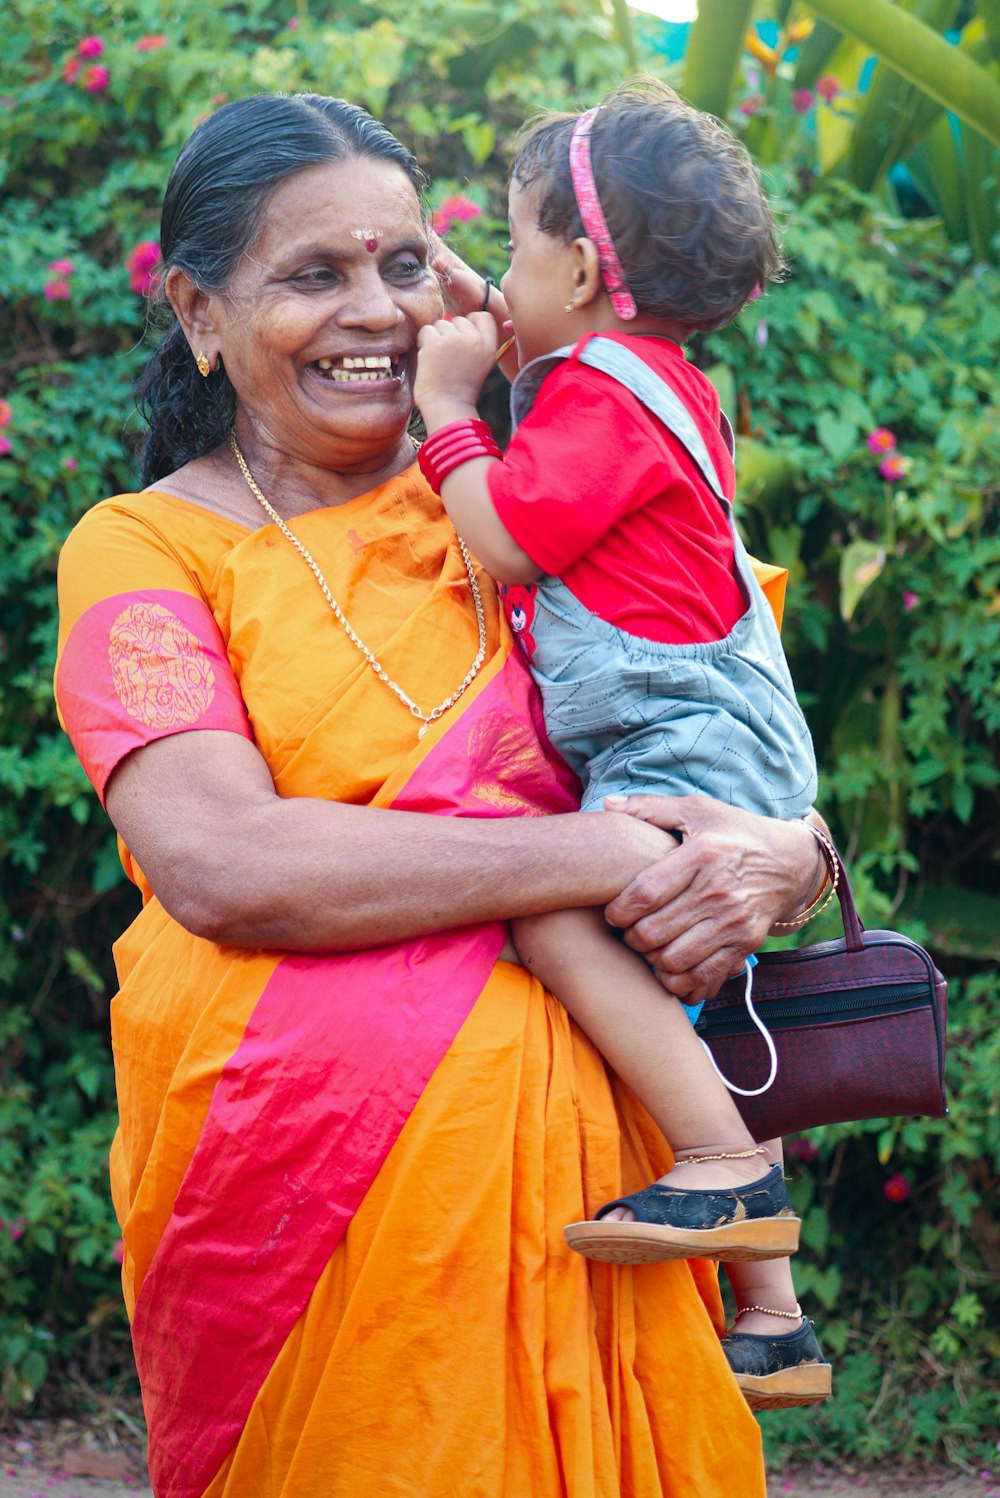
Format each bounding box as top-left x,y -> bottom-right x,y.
104,729 -> 678,950
106,735 -> 825,980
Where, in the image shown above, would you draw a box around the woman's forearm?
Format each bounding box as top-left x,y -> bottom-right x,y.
105,730 -> 669,950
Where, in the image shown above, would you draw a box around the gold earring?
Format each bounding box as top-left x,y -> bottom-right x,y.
196,352 -> 211,378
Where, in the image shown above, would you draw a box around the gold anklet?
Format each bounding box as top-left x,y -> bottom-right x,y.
735,1304 -> 802,1320
674,1147 -> 768,1165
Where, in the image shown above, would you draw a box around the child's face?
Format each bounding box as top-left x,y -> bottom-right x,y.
501,179 -> 580,367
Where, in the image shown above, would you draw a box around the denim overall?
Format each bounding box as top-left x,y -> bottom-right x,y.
508,337 -> 818,819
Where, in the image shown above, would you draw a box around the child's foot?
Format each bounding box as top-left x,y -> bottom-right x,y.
563,1147 -> 800,1265
721,1306 -> 832,1409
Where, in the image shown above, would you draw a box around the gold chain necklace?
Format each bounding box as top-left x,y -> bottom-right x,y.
229,432 -> 487,737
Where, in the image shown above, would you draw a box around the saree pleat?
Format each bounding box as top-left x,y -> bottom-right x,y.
54,469 -> 766,1497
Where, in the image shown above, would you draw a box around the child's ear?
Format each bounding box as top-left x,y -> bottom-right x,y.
569,238 -> 604,308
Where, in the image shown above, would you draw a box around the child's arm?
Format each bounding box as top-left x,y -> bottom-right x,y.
415,313 -> 539,583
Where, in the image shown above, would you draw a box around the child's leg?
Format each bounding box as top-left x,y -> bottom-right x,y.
515,907 -> 761,1177
724,1139 -> 800,1331
512,907 -> 798,1261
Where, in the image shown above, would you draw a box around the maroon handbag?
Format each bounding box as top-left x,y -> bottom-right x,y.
695,846 -> 949,1141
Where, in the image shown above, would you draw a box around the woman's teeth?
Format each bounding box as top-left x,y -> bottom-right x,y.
314,355 -> 396,382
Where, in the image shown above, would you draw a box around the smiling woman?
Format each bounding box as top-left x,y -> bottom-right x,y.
52,91 -> 826,1498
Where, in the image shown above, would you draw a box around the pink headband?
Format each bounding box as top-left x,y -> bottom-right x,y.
568,108 -> 637,321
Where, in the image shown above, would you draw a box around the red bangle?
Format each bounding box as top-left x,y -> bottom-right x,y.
418,419 -> 501,494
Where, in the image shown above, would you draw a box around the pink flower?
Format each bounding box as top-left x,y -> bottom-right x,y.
126,240 -> 161,295
787,1139 -> 819,1162
817,75 -> 841,102
8,1217 -> 25,1240
754,319 -> 769,348
62,57 -> 80,83
113,1239 -> 125,1265
135,33 -> 167,51
286,16 -> 300,28
48,258 -> 75,275
792,89 -> 815,113
78,35 -> 105,58
0,436 -> 11,458
439,194 -> 482,223
739,93 -> 765,117
44,278 -> 71,300
83,64 -> 110,94
883,1173 -> 911,1203
902,590 -> 918,611
127,240 -> 161,273
0,399 -> 11,427
879,454 -> 909,481
63,456 -> 78,471
433,195 -> 483,235
867,427 -> 897,454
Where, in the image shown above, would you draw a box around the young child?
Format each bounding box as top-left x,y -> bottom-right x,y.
414,80 -> 832,1410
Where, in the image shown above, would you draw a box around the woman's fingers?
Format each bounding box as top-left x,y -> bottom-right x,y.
603,794 -> 823,997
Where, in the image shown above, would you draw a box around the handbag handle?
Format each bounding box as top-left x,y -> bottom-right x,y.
814,833 -> 865,952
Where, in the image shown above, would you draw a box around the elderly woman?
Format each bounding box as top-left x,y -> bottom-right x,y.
55,94 -> 826,1498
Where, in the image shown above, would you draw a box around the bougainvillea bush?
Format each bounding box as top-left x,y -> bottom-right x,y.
1,0 -> 997,1469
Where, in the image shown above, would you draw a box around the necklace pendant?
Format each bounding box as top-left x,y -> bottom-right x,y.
418,722 -> 429,739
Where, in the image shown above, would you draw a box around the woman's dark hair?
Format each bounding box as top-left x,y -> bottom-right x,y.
136,94 -> 425,484
511,79 -> 783,333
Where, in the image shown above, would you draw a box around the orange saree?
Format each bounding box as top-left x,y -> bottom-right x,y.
55,468 -> 766,1498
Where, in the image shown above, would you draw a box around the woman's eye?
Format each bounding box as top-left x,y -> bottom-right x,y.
295,267 -> 338,286
389,257 -> 424,278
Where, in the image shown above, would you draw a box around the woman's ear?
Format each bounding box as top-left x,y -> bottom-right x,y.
568,238 -> 604,309
165,266 -> 220,367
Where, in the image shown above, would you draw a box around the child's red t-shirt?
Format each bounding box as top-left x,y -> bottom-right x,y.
488,331 -> 746,645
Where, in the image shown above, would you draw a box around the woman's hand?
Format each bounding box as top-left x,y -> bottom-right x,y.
415,313 -> 499,429
428,234 -> 505,320
602,795 -> 827,1004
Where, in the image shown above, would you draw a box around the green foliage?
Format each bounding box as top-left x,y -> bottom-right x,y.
755,972 -> 1000,1470
0,0 -> 997,1470
685,1 -> 1000,262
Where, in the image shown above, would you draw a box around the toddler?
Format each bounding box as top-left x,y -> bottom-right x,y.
414,81 -> 831,1410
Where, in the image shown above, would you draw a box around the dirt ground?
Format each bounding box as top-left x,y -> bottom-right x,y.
0,1424 -> 996,1497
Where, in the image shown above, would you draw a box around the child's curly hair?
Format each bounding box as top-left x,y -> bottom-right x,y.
511,79 -> 784,333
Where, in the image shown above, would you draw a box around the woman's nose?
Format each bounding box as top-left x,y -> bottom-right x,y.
337,269 -> 403,329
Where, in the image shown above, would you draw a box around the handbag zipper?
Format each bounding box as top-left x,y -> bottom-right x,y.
695,982 -> 930,1038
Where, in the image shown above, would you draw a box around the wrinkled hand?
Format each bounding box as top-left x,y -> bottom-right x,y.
428,233 -> 489,318
603,794 -> 823,1004
415,313 -> 499,422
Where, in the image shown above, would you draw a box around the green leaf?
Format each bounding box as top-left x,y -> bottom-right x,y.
840,538 -> 886,620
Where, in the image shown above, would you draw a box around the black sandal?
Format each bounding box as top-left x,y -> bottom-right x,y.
721,1309 -> 833,1410
563,1157 -> 800,1266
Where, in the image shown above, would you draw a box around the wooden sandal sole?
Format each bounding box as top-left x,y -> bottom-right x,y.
735,1363 -> 833,1409
563,1214 -> 800,1265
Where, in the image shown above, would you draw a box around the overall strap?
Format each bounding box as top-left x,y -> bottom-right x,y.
574,337 -> 732,503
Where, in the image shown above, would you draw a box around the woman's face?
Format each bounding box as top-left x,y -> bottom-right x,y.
211,157 -> 444,473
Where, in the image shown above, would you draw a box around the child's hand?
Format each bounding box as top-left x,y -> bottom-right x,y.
415,313 -> 499,429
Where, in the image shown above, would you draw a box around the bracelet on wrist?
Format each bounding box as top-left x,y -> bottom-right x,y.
481,275 -> 495,312
772,822 -> 839,929
417,418 -> 502,494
